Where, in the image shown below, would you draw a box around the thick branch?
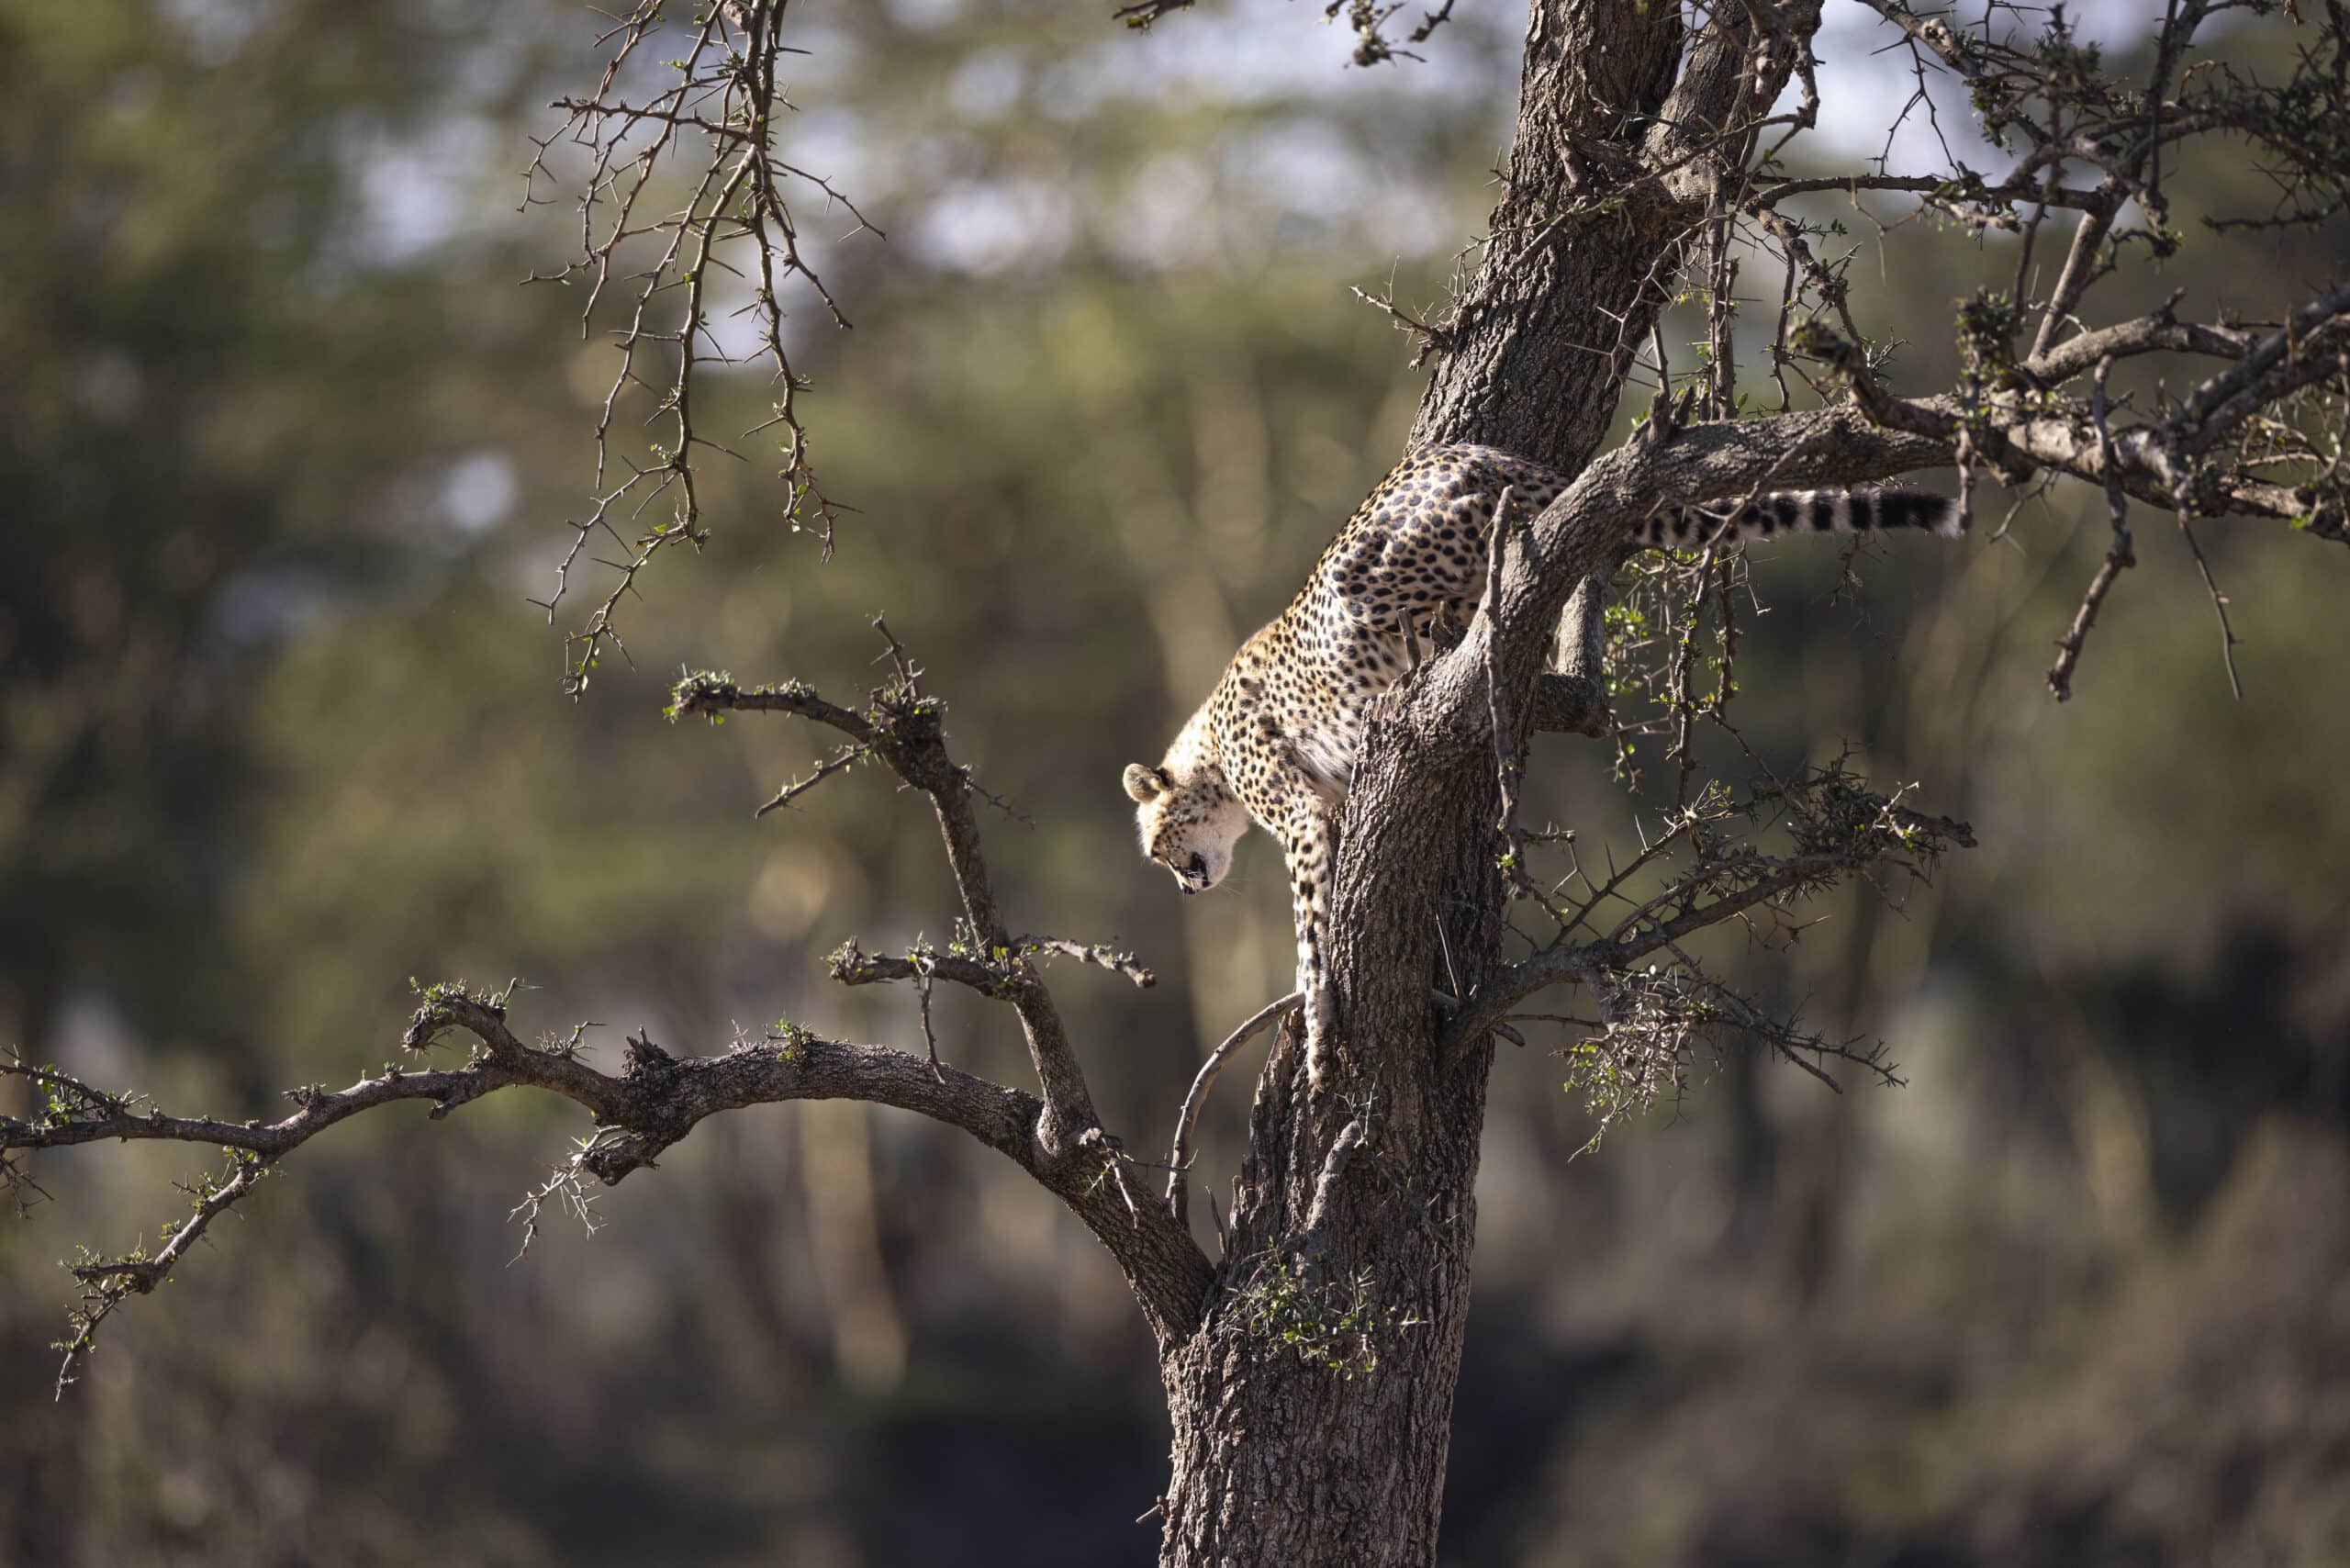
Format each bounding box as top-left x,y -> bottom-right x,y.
1528,671 -> 1611,735
6,999 -> 1216,1346
1405,286 -> 2344,766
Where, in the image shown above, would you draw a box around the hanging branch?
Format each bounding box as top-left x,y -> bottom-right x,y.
523,0 -> 881,696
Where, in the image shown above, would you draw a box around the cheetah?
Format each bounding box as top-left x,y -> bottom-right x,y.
1125,442 -> 1962,1087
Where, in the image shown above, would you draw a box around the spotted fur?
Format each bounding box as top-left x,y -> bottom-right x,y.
1126,443 -> 1961,1086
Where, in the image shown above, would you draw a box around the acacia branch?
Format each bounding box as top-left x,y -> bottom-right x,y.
6,991 -> 1215,1354
14,640 -> 1225,1383
1012,935 -> 1158,989
1438,779 -> 1975,1067
827,935 -> 1156,996
672,633 -> 1104,1153
526,0 -> 878,696
1357,0 -> 2344,1253
50,1153 -> 270,1398
1404,272 -> 2345,822
2048,358 -> 2139,700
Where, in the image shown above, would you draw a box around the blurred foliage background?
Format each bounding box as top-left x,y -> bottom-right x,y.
3,1 -> 2346,1564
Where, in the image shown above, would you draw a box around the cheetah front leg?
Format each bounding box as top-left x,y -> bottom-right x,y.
1274,802 -> 1340,1088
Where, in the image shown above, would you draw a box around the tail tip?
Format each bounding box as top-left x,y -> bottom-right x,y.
1935,502 -> 1966,539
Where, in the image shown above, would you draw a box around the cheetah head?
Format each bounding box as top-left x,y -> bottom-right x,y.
1124,760 -> 1248,895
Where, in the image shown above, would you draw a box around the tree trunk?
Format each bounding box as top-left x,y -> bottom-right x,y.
1149,1 -> 1795,1557
1153,698 -> 1513,1566
1156,739 -> 1497,1561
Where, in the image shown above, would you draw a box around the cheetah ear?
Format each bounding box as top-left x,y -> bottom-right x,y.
1123,763 -> 1169,803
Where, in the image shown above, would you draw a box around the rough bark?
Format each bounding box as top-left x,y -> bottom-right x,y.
1151,2 -> 1796,1561
1404,0 -> 1686,468
1158,726 -> 1498,1565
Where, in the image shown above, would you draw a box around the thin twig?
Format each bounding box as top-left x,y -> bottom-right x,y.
1166,993 -> 1303,1226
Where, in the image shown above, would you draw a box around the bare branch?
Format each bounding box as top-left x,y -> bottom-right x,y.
2048,358 -> 2138,700
1166,993 -> 1303,1228
672,633 -> 1102,1158
528,1 -> 880,696
827,934 -> 1155,996
16,632 -> 1228,1376
1349,280 -> 1454,367
7,997 -> 1214,1354
51,1152 -> 268,1398
1439,767 -> 1974,1067
1011,935 -> 1158,990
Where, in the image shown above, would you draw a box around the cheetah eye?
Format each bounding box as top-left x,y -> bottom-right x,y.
1187,854 -> 1208,879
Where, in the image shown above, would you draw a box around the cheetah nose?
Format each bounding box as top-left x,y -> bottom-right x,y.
1181,884 -> 1197,896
